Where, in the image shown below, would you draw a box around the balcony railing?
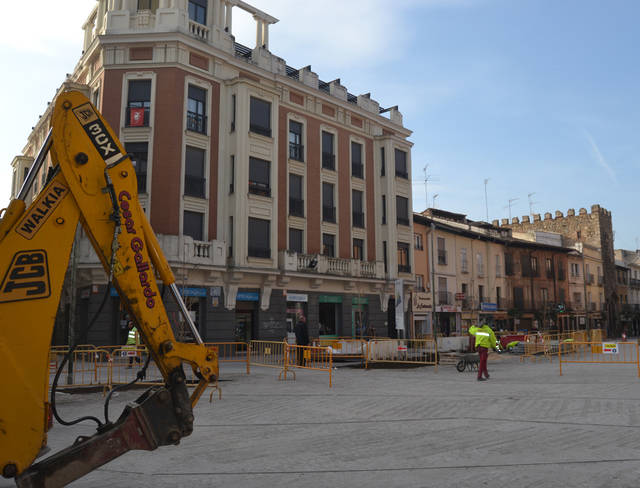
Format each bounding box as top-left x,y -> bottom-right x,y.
352,162 -> 363,179
437,291 -> 452,305
186,111 -> 207,134
598,275 -> 604,286
631,278 -> 640,288
395,168 -> 408,179
280,252 -> 385,279
589,302 -> 597,311
322,205 -> 336,223
398,264 -> 411,274
249,181 -> 271,197
188,19 -> 209,40
352,211 -> 365,228
461,262 -> 469,274
505,263 -> 514,276
248,246 -> 271,259
250,124 -> 271,138
586,274 -> 595,285
437,250 -> 447,265
289,143 -> 304,161
546,270 -> 554,279
184,175 -> 206,198
397,216 -> 410,226
322,152 -> 335,170
289,197 -> 304,217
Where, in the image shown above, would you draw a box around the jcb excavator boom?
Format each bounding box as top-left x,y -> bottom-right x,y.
0,91 -> 218,487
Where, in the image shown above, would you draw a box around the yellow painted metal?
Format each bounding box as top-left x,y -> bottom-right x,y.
0,91 -> 218,477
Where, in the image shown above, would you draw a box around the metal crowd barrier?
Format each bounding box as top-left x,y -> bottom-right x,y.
283,344 -> 333,387
249,340 -> 287,370
558,341 -> 640,377
365,339 -> 438,370
205,341 -> 250,374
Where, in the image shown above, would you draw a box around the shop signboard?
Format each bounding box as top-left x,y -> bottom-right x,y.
455,292 -> 466,301
237,291 -> 259,301
602,343 -> 618,354
481,302 -> 497,312
412,292 -> 432,312
286,293 -> 308,302
318,295 -> 342,303
179,287 -> 207,297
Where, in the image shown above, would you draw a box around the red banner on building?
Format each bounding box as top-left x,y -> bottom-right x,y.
129,108 -> 145,127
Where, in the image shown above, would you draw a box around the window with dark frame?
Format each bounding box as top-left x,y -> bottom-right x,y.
250,97 -> 271,137
437,237 -> 447,265
289,173 -> 304,217
513,286 -> 525,309
126,79 -> 151,127
414,233 -> 423,250
289,228 -> 303,254
505,253 -> 514,275
383,241 -> 388,273
322,131 -> 335,170
289,120 -> 304,161
92,86 -> 101,110
187,85 -> 207,134
138,0 -> 158,11
229,155 -> 234,194
353,238 -> 364,261
248,217 -> 270,258
183,210 -> 204,241
352,190 -> 364,228
382,195 -> 386,224
380,147 -> 385,176
322,182 -> 335,223
125,142 -> 148,194
351,141 -> 363,178
546,258 -> 553,278
396,196 -> 409,226
395,148 -> 408,178
230,94 -> 236,132
249,157 -> 270,197
184,146 -> 206,198
397,242 -> 410,273
228,216 -> 233,258
188,0 -> 207,24
322,233 -> 335,257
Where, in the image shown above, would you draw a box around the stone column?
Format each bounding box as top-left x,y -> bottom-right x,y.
225,1 -> 233,32
255,17 -> 263,47
263,22 -> 269,49
96,0 -> 107,32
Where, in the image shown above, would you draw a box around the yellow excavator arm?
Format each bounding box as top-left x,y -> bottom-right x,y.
0,91 -> 218,487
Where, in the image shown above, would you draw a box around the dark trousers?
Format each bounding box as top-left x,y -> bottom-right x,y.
477,346 -> 488,379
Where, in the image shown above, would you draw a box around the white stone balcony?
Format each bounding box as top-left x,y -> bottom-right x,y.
279,251 -> 385,280
77,233 -> 226,268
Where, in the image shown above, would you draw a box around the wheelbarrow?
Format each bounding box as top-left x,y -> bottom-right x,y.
456,352 -> 479,372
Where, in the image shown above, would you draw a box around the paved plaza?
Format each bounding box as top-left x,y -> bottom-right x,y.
4,353 -> 640,488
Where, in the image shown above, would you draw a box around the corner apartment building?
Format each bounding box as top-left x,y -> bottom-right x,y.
615,249 -> 640,335
10,0 -> 414,344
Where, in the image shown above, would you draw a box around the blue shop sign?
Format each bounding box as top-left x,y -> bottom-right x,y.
481,302 -> 498,312
110,286 -> 119,297
179,287 -> 207,298
237,291 -> 260,301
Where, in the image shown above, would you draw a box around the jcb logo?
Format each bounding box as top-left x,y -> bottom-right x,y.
0,250 -> 50,303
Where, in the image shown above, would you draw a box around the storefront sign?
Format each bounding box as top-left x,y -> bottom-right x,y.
602,343 -> 618,354
352,296 -> 369,305
237,291 -> 259,301
436,305 -> 460,313
412,292 -> 432,312
286,293 -> 308,302
210,286 -> 222,297
179,287 -> 207,297
318,295 -> 342,304
481,302 -> 497,312
455,292 -> 466,301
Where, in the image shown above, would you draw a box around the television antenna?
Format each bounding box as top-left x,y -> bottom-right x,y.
503,197 -> 519,221
527,192 -> 539,216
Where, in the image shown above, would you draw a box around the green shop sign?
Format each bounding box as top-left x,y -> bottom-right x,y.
352,297 -> 369,305
318,295 -> 343,304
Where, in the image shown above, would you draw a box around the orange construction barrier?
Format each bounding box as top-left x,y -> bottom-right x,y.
205,342 -> 249,374
282,344 -> 333,387
365,339 -> 438,370
558,341 -> 640,377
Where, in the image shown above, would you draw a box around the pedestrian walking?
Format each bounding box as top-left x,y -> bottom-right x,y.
294,314 -> 309,366
468,322 -> 498,381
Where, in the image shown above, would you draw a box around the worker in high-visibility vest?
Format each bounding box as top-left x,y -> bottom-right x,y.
469,322 -> 498,381
126,320 -> 141,368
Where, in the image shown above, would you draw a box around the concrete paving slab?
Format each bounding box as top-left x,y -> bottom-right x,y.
3,353 -> 640,488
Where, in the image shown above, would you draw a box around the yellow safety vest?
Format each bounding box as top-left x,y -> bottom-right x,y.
126,327 -> 138,346
469,325 -> 497,349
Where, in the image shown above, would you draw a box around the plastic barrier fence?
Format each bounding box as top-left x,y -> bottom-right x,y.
558,341 -> 640,377
312,338 -> 366,362
49,348 -> 111,390
283,344 -> 333,387
365,339 -> 438,369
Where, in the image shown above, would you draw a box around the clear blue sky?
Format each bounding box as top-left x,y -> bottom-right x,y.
1,0 -> 638,249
